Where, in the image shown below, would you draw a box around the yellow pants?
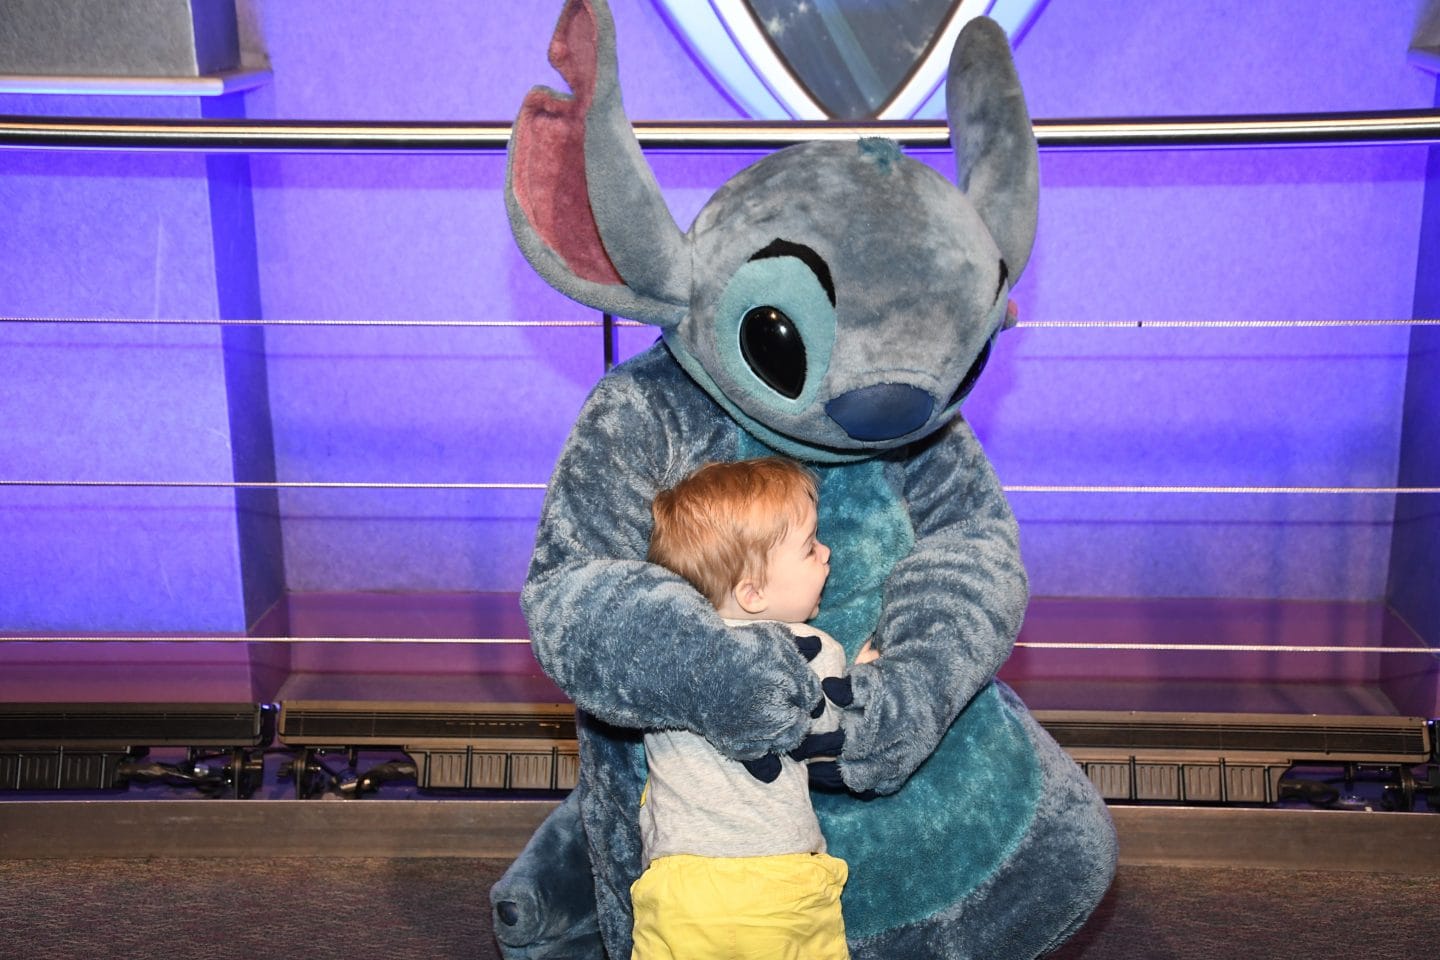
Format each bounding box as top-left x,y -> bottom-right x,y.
630,851 -> 849,960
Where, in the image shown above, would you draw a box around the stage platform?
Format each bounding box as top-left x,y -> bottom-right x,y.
2,799 -> 1438,878
1,850 -> 1433,960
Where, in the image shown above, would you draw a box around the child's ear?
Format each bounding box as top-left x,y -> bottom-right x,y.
733,579 -> 768,615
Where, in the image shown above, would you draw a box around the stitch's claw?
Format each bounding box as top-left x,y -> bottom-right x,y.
741,754 -> 783,783
821,675 -> 854,708
790,729 -> 845,761
794,633 -> 822,661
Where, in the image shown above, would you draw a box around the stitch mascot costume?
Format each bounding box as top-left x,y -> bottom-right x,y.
491,1 -> 1118,956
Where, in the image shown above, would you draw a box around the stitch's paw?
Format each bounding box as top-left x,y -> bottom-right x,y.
790,729 -> 845,761
807,759 -> 877,798
793,730 -> 873,797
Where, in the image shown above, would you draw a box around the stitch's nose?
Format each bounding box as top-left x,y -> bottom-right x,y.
825,383 -> 934,441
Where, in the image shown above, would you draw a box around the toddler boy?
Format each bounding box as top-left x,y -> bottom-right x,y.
631,456 -> 859,960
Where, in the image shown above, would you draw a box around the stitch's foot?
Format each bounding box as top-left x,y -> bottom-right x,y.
490,791 -> 604,959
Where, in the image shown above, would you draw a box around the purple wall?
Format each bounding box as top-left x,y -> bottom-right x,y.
0,93 -> 259,633
987,144 -> 1418,599
1,0 -> 1435,643
242,0 -> 1432,603
1008,0 -> 1433,117
240,0 -> 746,593
992,0 -> 1430,600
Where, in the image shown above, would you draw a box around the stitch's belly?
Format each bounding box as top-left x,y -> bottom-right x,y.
812,683 -> 1040,937
734,432 -> 1042,936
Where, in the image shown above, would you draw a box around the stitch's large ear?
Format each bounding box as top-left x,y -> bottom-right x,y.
946,17 -> 1039,279
506,0 -> 689,326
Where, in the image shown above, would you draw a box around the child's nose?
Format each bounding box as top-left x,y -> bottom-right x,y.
818,542 -> 831,563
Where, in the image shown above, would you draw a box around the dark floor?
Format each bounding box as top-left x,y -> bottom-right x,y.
1051,864 -> 1436,960
0,857 -> 1433,960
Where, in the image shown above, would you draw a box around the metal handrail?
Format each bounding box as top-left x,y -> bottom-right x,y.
3,314 -> 1436,329
0,633 -> 1434,651
1,480 -> 1435,495
1,110 -> 1438,153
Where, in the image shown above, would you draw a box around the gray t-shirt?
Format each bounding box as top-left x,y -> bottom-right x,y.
638,620 -> 846,868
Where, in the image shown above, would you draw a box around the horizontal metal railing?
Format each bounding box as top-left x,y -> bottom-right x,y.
0,69 -> 273,98
3,315 -> 1438,329
0,633 -> 1434,652
1,110 -> 1439,154
1,480 -> 1436,496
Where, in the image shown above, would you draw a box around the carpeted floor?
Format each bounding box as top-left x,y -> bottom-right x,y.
1050,864 -> 1436,960
0,858 -> 1432,959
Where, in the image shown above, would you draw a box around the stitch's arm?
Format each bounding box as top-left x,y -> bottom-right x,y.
522,374 -> 820,759
836,418 -> 1028,794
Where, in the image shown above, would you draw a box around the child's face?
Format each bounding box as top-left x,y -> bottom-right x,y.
762,500 -> 831,622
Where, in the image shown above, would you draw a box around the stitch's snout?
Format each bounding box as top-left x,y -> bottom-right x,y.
825,383 -> 934,441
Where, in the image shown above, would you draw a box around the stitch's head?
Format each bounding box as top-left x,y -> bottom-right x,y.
508,0 -> 1037,462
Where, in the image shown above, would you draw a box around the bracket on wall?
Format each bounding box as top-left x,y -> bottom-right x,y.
0,69 -> 271,97
1411,0 -> 1440,74
0,0 -> 269,97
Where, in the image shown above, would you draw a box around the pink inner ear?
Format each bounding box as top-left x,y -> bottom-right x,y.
511,0 -> 623,286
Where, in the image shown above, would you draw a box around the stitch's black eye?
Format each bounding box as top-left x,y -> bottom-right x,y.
947,335 -> 994,408
740,306 -> 807,399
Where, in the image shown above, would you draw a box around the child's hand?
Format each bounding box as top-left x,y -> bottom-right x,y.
854,640 -> 880,664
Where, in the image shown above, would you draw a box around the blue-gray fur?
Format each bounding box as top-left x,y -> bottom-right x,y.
580,1 -> 690,313
494,1 -> 1116,956
670,140 -> 1008,464
503,0 -> 687,326
946,16 -> 1040,278
487,790 -> 602,957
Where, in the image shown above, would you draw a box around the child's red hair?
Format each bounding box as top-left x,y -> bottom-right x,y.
648,457 -> 818,608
